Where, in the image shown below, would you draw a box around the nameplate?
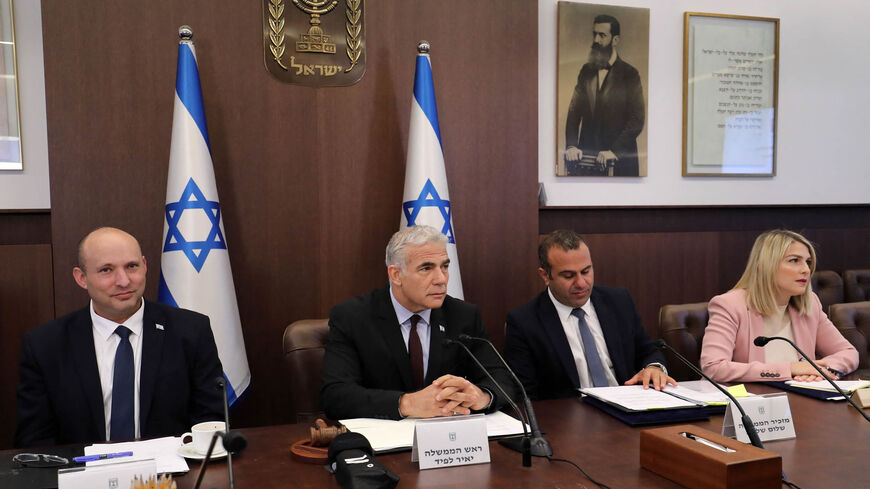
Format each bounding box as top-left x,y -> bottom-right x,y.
722,393 -> 795,443
58,458 -> 156,489
411,414 -> 490,470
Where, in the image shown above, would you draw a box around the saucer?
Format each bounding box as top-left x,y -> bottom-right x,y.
177,442 -> 228,460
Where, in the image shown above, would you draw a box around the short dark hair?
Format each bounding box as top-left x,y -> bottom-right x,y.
538,230 -> 586,277
593,14 -> 620,37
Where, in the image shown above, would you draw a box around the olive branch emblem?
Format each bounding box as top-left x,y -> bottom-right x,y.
268,0 -> 289,70
345,0 -> 362,72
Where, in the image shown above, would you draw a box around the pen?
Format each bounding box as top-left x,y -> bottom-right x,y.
73,451 -> 134,463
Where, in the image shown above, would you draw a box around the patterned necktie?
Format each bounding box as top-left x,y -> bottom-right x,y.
110,326 -> 135,441
408,314 -> 424,389
571,308 -> 609,387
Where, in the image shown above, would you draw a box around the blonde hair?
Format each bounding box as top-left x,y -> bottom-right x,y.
733,229 -> 816,316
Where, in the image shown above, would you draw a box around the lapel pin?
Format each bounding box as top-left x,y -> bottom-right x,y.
155,324 -> 165,331
439,325 -> 445,333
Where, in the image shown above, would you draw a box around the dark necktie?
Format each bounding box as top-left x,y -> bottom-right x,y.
408,314 -> 424,390
571,308 -> 609,387
110,326 -> 135,441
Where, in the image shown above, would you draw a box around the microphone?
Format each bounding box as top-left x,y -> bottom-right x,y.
192,377 -> 247,489
655,340 -> 765,449
442,337 -> 533,467
458,334 -> 552,458
754,336 -> 870,423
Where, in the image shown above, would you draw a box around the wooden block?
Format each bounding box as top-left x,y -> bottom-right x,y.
853,388 -> 870,409
640,424 -> 781,489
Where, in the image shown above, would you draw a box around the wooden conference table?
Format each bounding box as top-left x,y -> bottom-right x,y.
180,383 -> 868,489
5,383 -> 868,488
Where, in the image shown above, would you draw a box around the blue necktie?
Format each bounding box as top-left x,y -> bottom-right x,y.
571,308 -> 609,387
110,326 -> 135,441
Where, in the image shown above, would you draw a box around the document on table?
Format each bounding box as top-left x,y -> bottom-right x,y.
579,385 -> 700,411
340,411 -> 528,453
785,379 -> 870,393
85,436 -> 189,474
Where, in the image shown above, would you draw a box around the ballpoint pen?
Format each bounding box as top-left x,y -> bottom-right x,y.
73,451 -> 134,463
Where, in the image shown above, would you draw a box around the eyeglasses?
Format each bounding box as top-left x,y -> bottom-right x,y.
12,453 -> 69,468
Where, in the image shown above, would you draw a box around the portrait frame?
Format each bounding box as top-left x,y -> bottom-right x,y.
556,2 -> 649,178
0,0 -> 21,171
683,12 -> 779,177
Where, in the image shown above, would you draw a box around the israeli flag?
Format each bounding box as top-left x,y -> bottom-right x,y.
401,44 -> 463,299
159,33 -> 251,404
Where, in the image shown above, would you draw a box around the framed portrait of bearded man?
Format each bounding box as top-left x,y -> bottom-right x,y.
556,2 -> 649,177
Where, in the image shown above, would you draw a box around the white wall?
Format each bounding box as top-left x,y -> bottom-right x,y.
540,0 -> 870,206
0,0 -> 49,209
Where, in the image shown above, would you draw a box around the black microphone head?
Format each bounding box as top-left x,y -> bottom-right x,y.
654,339 -> 667,350
215,376 -> 226,389
754,336 -> 770,347
458,334 -> 473,341
221,430 -> 247,453
442,337 -> 457,347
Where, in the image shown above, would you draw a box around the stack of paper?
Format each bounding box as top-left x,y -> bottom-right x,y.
85,436 -> 189,474
785,379 -> 870,393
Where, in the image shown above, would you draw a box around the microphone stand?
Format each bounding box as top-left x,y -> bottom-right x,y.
754,336 -> 870,423
217,377 -> 236,489
443,338 -> 533,466
458,334 -> 552,458
656,340 -> 765,449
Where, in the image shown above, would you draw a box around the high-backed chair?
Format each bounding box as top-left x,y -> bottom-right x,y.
828,301 -> 870,370
811,270 -> 844,313
843,269 -> 870,303
658,302 -> 709,381
282,319 -> 330,423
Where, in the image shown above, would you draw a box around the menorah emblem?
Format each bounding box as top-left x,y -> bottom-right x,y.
292,0 -> 338,54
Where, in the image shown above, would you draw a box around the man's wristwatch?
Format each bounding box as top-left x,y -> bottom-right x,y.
645,363 -> 668,376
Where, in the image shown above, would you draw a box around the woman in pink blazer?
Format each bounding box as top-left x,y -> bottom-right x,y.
700,230 -> 858,383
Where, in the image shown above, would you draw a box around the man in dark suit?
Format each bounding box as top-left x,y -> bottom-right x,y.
15,227 -> 224,447
565,14 -> 644,177
503,230 -> 674,400
321,225 -> 515,420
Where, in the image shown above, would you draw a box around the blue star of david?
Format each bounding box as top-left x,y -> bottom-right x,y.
402,179 -> 455,243
163,178 -> 226,272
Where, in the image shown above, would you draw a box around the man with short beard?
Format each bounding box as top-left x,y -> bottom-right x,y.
565,14 -> 644,177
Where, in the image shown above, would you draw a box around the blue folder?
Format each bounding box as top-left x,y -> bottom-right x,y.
581,395 -> 725,426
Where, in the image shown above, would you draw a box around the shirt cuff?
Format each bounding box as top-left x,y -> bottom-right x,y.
645,363 -> 668,376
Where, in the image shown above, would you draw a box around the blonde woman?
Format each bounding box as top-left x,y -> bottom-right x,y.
700,230 -> 858,383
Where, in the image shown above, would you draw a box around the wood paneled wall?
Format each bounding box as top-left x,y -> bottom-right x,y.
39,0 -> 540,430
0,212 -> 54,447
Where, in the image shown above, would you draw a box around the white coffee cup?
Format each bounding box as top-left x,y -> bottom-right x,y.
181,421 -> 226,455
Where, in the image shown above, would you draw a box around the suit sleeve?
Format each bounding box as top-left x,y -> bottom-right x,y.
565,73 -> 587,149
14,332 -> 58,448
503,312 -> 540,400
611,68 -> 644,161
187,317 -> 225,424
700,296 -> 792,382
320,309 -> 405,420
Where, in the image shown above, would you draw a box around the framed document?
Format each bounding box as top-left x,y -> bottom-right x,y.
682,13 -> 779,177
0,0 -> 21,171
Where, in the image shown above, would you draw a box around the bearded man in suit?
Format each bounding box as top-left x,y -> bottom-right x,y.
565,14 -> 645,177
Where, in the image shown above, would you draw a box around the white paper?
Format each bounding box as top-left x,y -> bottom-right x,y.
85,436 -> 189,474
663,383 -> 731,405
340,411 -> 527,453
785,379 -> 870,393
579,385 -> 698,411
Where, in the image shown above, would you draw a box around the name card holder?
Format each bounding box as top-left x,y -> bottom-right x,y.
411,414 -> 490,470
58,458 -> 156,489
640,425 -> 781,489
723,393 -> 795,443
852,388 -> 870,409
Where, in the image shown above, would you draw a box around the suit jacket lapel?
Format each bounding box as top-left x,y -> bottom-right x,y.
591,289 -> 626,379
70,310 -> 107,440
538,292 -> 581,388
139,302 -> 166,433
426,307 -> 446,383
375,287 -> 415,391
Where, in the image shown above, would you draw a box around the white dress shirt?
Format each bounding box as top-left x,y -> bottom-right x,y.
91,299 -> 145,440
547,288 -> 619,388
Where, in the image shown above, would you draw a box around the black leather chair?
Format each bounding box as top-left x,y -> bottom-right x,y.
658,302 -> 709,381
828,301 -> 870,370
811,270 -> 844,314
843,270 -> 870,303
282,319 -> 330,423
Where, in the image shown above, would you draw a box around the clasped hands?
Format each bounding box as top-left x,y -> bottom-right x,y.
565,146 -> 618,168
791,359 -> 838,382
399,374 -> 491,418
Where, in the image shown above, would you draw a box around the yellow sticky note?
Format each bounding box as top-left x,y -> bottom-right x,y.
728,384 -> 749,397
